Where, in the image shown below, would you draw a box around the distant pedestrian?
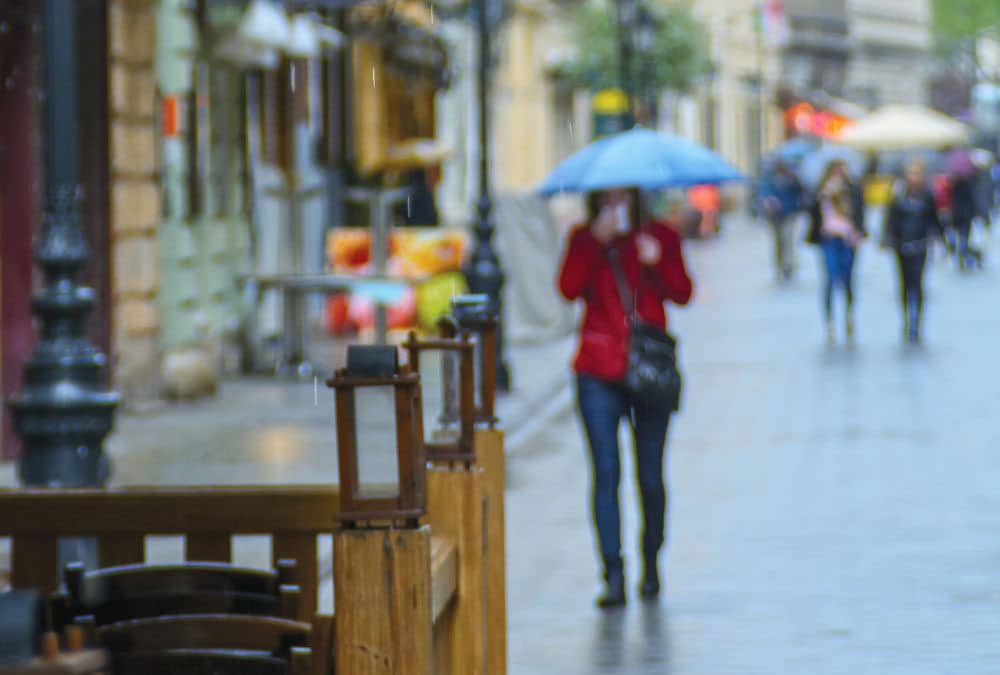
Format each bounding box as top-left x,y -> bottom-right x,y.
950,169 -> 980,270
759,159 -> 805,281
883,159 -> 946,344
557,188 -> 693,608
807,160 -> 866,343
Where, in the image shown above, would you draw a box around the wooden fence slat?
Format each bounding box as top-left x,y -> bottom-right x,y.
310,614 -> 334,675
477,428 -> 508,675
426,467 -> 487,675
333,527 -> 431,675
0,486 -> 340,535
430,537 -> 457,624
99,534 -> 145,567
185,534 -> 232,563
11,535 -> 59,595
273,534 -> 318,622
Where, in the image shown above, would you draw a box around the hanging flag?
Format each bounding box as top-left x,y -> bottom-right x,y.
759,0 -> 789,48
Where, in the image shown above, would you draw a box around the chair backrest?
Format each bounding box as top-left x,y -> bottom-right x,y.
111,646 -> 312,675
95,614 -> 311,655
55,560 -> 300,626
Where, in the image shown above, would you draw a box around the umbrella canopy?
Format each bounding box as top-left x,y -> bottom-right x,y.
537,127 -> 744,196
837,105 -> 969,152
772,136 -> 821,164
797,145 -> 867,190
945,148 -> 976,177
879,148 -> 947,177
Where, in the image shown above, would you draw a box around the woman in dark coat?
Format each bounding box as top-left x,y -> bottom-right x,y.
884,159 -> 946,343
806,160 -> 867,343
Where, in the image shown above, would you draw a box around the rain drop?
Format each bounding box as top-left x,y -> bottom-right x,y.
0,22 -> 9,34
313,376 -> 319,406
407,196 -> 412,218
371,66 -> 376,90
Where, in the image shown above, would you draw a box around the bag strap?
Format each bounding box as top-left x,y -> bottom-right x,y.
606,246 -> 637,324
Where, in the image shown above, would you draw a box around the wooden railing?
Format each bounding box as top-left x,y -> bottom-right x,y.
0,429 -> 507,674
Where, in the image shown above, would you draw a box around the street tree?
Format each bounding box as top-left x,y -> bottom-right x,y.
561,0 -> 711,96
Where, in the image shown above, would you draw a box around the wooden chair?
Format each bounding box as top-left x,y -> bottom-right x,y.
94,614 -> 310,653
111,645 -> 312,675
95,614 -> 311,675
52,560 -> 301,628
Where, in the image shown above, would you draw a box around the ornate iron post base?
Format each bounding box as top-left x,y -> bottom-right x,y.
465,198 -> 511,392
8,0 -> 119,488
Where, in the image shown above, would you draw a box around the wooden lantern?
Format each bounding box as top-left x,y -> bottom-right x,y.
403,332 -> 476,462
327,345 -> 426,523
438,294 -> 498,426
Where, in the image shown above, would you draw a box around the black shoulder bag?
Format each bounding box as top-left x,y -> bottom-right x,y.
606,246 -> 683,412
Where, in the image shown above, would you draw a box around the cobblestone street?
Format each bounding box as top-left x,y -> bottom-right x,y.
507,215 -> 1000,673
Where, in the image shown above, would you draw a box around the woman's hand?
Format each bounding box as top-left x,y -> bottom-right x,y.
592,206 -> 619,243
637,233 -> 662,266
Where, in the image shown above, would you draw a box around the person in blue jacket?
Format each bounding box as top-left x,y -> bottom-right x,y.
759,159 -> 805,282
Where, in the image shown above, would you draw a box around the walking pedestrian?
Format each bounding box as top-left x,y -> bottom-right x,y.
806,160 -> 866,343
557,188 -> 693,608
759,160 -> 805,281
883,159 -> 946,344
950,168 -> 979,270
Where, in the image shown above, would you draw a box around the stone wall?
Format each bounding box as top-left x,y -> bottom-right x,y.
108,0 -> 163,409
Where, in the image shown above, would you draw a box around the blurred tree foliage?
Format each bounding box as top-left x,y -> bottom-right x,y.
561,0 -> 711,94
932,0 -> 1000,43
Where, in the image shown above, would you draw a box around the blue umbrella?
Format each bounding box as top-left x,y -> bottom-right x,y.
537,127 -> 744,195
766,136 -> 821,168
797,145 -> 868,190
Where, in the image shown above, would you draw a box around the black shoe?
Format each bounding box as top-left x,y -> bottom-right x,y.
597,569 -> 626,609
639,564 -> 660,599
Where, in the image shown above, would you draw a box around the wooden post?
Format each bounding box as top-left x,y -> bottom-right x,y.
425,466 -> 487,675
477,429 -> 507,675
333,526 -> 432,675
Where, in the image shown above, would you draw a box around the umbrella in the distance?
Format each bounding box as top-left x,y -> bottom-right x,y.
764,136 -> 821,168
537,127 -> 744,195
945,148 -> 976,178
837,104 -> 969,152
797,145 -> 867,190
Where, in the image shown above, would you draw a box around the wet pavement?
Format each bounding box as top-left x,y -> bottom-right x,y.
507,216 -> 1000,673
3,212 -> 1000,671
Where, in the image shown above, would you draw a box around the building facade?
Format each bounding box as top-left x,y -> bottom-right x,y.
844,0 -> 932,107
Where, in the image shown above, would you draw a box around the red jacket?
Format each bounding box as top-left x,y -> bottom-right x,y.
558,221 -> 693,381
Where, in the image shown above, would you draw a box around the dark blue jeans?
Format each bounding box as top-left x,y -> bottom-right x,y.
577,374 -> 671,575
820,238 -> 856,321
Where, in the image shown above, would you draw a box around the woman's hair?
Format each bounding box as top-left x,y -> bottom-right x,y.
586,188 -> 645,231
818,160 -> 853,219
818,160 -> 852,191
904,156 -> 926,177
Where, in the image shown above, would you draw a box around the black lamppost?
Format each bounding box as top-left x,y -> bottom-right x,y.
463,0 -> 511,392
614,0 -> 636,123
8,0 -> 119,487
634,3 -> 657,126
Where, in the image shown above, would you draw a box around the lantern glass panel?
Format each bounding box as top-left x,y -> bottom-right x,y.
352,385 -> 400,499
469,332 -> 484,409
418,350 -> 462,445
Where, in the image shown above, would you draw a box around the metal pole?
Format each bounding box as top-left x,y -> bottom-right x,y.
464,0 -> 510,391
756,5 -> 766,172
9,0 -> 119,488
615,0 -> 635,122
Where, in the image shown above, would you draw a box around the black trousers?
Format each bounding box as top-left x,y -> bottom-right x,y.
896,250 -> 927,324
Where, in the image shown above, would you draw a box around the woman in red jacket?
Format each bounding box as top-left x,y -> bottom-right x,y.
558,188 -> 693,608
